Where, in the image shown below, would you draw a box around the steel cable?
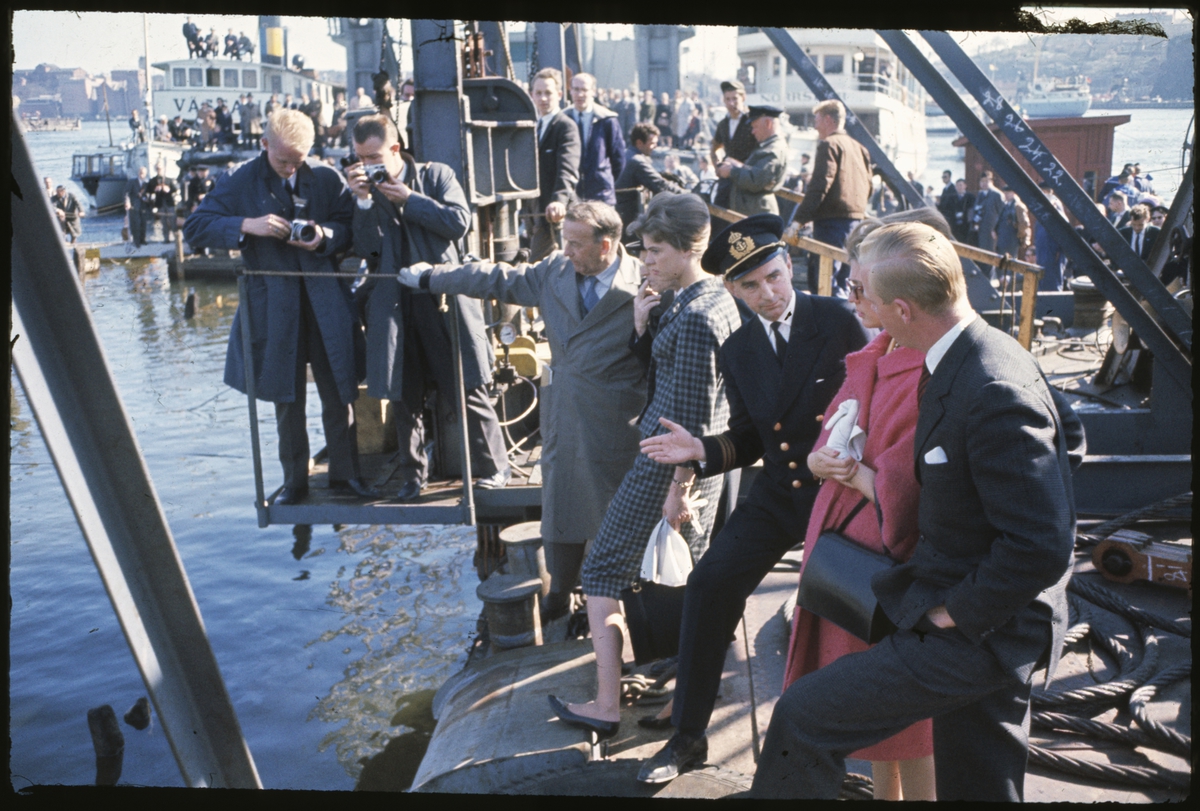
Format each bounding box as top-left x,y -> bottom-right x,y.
1128,662 -> 1192,757
1068,576 -> 1191,638
1028,744 -> 1191,790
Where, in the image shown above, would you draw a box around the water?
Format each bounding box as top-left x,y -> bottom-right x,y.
11,121 -> 484,790
10,108 -> 1193,789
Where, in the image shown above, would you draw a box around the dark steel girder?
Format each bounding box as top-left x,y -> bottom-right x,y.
915,29 -> 1192,353
876,30 -> 1191,397
761,27 -> 927,210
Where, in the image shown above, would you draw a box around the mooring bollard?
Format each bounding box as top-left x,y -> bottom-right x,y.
498,521 -> 550,599
124,696 -> 152,731
87,704 -> 124,786
184,288 -> 196,319
476,574 -> 543,651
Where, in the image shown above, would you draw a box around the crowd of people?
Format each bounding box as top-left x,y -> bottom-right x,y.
168,71 -> 1101,797
181,18 -> 254,61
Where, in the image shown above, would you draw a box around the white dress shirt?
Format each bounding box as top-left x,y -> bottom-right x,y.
755,287 -> 796,344
925,314 -> 978,375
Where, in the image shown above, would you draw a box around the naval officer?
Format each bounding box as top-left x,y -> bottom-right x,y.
636,213 -> 869,783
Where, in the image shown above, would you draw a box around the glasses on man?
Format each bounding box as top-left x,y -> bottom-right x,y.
848,281 -> 865,302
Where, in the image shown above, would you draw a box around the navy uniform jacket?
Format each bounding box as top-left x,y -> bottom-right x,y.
351,153 -> 492,401
874,318 -> 1081,682
183,151 -> 359,405
567,105 -> 627,205
699,293 -> 869,504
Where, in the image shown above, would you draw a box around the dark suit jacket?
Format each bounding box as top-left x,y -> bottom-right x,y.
971,189 -> 1004,236
537,111 -> 580,210
874,317 -> 1080,682
699,293 -> 869,508
711,114 -> 757,163
614,147 -> 687,228
1109,210 -> 1132,229
568,106 -> 626,205
937,182 -> 959,224
1118,225 -> 1160,260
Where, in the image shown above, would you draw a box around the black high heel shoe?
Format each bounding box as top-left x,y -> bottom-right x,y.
637,714 -> 674,730
547,695 -> 620,739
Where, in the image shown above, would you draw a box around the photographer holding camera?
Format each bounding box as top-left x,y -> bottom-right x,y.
184,108 -> 371,505
346,114 -> 510,501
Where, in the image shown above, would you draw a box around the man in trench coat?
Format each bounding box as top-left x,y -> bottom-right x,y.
398,201 -> 647,621
347,114 -> 509,500
184,108 -> 367,504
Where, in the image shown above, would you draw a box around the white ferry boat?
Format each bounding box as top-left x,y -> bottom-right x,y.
150,56 -> 342,127
1017,79 -> 1092,118
71,140 -> 186,213
735,28 -> 928,180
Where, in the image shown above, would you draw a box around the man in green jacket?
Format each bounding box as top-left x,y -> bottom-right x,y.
717,105 -> 788,217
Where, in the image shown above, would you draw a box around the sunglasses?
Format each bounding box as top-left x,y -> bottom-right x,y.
848,281 -> 865,302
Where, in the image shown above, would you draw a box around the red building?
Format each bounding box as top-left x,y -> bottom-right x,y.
954,114 -> 1131,214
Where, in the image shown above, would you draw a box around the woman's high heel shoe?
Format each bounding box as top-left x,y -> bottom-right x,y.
548,695 -> 620,739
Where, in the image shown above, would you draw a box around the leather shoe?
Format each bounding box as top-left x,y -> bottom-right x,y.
276,485 -> 309,505
637,731 -> 707,784
391,479 -> 422,503
329,478 -> 378,498
547,695 -> 619,739
637,714 -> 674,730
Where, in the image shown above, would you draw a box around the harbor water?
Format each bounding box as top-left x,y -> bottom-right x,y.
10,109 -> 1193,790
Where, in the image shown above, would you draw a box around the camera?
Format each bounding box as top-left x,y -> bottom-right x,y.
363,163 -> 390,184
289,220 -> 319,242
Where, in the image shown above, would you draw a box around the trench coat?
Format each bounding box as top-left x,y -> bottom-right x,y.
425,246 -> 648,545
351,154 -> 492,402
183,151 -> 359,405
728,133 -> 788,216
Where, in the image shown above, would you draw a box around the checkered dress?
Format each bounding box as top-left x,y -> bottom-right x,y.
581,276 -> 742,600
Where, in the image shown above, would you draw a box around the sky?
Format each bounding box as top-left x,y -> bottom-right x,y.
11,8 -> 1189,79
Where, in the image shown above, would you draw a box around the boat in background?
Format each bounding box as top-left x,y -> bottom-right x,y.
1015,36 -> 1092,118
71,140 -> 185,213
21,114 -> 83,132
736,28 -> 928,180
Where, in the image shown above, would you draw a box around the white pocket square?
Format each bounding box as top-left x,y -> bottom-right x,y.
924,446 -> 948,465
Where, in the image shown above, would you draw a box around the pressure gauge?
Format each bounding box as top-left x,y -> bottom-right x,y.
498,323 -> 517,347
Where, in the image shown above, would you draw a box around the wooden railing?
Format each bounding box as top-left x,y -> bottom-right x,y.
707,197 -> 1046,350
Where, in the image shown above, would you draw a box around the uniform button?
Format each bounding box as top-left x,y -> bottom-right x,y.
792,480 -> 803,489
788,461 -> 798,469
815,414 -> 824,422
773,422 -> 782,431
780,442 -> 790,451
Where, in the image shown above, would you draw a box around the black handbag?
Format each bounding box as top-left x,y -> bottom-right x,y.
797,497 -> 898,644
620,579 -> 687,666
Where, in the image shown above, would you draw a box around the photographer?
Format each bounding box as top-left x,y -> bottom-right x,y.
146,163 -> 179,242
346,114 -> 510,501
183,109 -> 369,505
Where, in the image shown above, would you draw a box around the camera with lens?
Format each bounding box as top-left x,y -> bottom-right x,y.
363,163 -> 390,184
289,220 -> 319,242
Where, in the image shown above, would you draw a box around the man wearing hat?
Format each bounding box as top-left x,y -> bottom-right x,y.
790,99 -> 873,294
710,80 -> 757,209
716,104 -> 789,217
636,213 -> 868,785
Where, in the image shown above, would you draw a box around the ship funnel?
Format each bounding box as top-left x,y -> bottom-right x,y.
260,16 -> 284,66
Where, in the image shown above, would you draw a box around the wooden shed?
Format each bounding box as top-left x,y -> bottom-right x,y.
954,114 -> 1132,207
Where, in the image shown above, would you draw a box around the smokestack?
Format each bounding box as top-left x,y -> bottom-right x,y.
259,15 -> 284,66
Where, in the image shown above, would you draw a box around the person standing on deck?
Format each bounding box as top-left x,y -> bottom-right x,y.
527,68 -> 581,261
52,184 -> 84,243
183,108 -> 369,506
567,72 -> 626,207
124,166 -> 150,248
709,80 -> 756,211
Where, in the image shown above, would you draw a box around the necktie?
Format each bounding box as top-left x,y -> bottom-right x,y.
580,112 -> 591,145
538,116 -> 547,142
771,321 -> 787,365
581,275 -> 599,315
917,365 -> 931,405
1133,231 -> 1141,256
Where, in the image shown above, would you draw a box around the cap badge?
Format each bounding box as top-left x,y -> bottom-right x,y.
729,232 -> 755,260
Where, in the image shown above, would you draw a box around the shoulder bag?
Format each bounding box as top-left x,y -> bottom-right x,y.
796,496 -> 898,644
620,518 -> 693,665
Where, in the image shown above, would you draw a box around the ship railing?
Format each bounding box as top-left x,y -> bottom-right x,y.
707,197 -> 1046,351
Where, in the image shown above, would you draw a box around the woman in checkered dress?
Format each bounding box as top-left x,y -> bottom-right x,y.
549,193 -> 742,734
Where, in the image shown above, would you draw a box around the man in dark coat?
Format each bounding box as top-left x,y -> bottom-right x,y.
936,169 -> 958,226
186,165 -> 216,213
146,164 -> 179,242
709,79 -> 757,211
527,67 -> 580,260
749,222 -> 1082,801
124,165 -> 150,247
791,99 -> 872,295
970,171 -> 1005,277
183,17 -> 200,57
1118,204 -> 1160,261
614,123 -> 687,238
951,178 -> 974,243
636,214 -> 869,785
184,108 -> 368,505
237,32 -> 255,61
52,185 -> 85,243
347,114 -> 510,500
567,72 -> 626,206
224,29 -> 239,59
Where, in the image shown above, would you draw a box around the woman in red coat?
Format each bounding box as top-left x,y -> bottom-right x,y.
783,208 -> 955,801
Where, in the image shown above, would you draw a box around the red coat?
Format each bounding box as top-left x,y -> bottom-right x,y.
783,331 -> 932,762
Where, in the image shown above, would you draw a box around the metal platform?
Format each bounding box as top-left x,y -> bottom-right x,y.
261,446 -> 544,527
